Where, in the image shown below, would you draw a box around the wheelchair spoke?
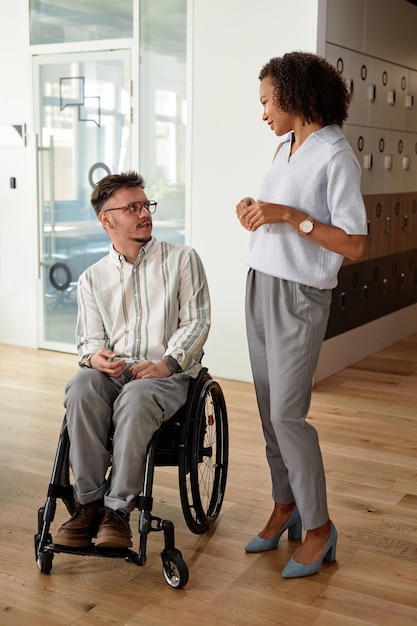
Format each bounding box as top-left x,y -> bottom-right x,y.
179,373 -> 229,534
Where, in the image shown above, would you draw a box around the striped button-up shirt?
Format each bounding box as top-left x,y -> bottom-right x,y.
76,237 -> 211,377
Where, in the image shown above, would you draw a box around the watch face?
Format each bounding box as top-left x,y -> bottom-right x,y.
300,219 -> 313,233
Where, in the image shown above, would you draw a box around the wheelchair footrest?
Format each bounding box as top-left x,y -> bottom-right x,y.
50,542 -> 139,561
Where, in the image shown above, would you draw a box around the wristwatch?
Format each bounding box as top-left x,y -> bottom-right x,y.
298,216 -> 314,235
84,354 -> 94,368
163,355 -> 182,374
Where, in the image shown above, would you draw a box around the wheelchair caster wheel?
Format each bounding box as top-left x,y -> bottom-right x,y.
37,549 -> 54,573
35,533 -> 54,574
162,554 -> 189,589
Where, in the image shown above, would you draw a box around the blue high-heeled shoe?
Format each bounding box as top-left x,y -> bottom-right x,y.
281,521 -> 338,578
245,506 -> 302,553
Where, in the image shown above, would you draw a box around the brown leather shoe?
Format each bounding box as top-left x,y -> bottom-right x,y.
54,500 -> 103,547
94,507 -> 132,548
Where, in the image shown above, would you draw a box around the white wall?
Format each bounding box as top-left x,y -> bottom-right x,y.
0,0 -> 38,349
189,0 -> 320,380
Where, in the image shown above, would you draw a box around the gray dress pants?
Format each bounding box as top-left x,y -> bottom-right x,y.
245,269 -> 332,530
64,367 -> 190,512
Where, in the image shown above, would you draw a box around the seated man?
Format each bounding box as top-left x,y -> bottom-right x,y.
55,171 -> 210,549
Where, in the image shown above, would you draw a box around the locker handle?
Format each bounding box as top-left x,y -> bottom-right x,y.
402,214 -> 408,230
364,154 -> 373,170
384,216 -> 390,233
361,285 -> 368,303
337,292 -> 346,310
367,84 -> 376,101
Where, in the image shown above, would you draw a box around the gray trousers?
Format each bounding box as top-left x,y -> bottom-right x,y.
64,367 -> 190,512
245,269 -> 332,530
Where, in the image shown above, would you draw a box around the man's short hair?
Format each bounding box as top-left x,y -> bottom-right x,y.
90,171 -> 145,216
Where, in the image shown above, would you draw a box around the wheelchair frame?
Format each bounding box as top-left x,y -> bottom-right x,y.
34,367 -> 228,589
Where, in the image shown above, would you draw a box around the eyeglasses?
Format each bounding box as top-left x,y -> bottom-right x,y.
102,201 -> 157,216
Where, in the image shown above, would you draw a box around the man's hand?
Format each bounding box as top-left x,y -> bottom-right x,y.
130,360 -> 171,379
89,349 -> 126,378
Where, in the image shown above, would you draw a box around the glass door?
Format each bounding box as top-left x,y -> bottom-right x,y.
34,50 -> 131,350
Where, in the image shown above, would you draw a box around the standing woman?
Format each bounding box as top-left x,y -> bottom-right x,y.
236,51 -> 367,578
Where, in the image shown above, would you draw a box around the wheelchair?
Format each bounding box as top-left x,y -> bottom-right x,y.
34,367 -> 228,589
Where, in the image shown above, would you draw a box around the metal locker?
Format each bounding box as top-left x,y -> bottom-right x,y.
387,64 -> 408,133
414,250 -> 417,304
395,251 -> 415,310
346,50 -> 370,127
405,69 -> 417,133
360,259 -> 387,324
364,194 -> 389,260
325,263 -> 363,339
368,57 -> 391,130
384,131 -> 405,194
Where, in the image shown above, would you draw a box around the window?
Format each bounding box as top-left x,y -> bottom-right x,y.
30,0 -> 133,45
139,0 -> 187,243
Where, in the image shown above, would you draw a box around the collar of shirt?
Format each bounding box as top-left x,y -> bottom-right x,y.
108,237 -> 157,266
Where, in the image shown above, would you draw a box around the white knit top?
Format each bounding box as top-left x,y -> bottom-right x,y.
248,125 -> 367,289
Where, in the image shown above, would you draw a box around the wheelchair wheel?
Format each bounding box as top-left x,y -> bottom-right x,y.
37,549 -> 53,574
162,553 -> 189,589
34,533 -> 54,574
179,375 -> 228,534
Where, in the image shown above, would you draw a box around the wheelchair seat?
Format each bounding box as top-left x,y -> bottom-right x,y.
34,367 -> 228,589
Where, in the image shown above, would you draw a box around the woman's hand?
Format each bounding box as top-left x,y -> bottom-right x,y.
236,198 -> 289,231
236,197 -> 255,231
236,197 -> 367,260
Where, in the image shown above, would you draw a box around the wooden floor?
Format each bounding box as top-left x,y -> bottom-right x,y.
1,336 -> 417,626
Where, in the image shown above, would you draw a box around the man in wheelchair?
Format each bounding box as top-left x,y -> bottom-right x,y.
55,171 -> 211,550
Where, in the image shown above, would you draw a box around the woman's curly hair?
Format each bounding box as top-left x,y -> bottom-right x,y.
259,51 -> 350,127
